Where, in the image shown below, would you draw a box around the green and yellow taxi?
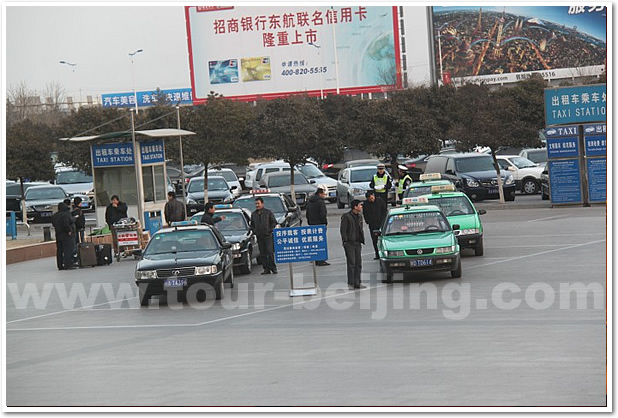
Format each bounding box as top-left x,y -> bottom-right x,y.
420,184 -> 486,256
403,172 -> 454,199
378,196 -> 461,283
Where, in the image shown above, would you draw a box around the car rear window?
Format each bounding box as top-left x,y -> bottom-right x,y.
350,168 -> 376,182
146,229 -> 218,254
455,156 -> 495,173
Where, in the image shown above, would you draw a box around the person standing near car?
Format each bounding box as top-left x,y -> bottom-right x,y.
201,202 -> 225,226
369,163 -> 392,204
251,197 -> 278,275
340,199 -> 366,289
164,191 -> 185,227
72,196 -> 86,244
306,187 -> 329,266
363,190 -> 387,260
105,195 -> 128,254
52,202 -> 77,270
396,165 -> 413,201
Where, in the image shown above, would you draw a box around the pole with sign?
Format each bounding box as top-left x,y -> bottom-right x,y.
274,225 -> 328,297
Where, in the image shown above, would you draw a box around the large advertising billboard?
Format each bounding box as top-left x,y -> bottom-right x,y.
185,6 -> 401,102
432,6 -> 607,85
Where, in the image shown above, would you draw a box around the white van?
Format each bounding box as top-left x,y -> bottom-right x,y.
245,161 -> 291,190
208,168 -> 242,198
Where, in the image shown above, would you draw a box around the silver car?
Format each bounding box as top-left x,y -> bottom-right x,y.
336,166 -> 394,209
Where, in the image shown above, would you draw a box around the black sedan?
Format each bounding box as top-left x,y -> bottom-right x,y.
257,172 -> 317,208
134,223 -> 234,306
232,192 -> 302,228
24,185 -> 90,223
185,176 -> 237,216
191,206 -> 260,274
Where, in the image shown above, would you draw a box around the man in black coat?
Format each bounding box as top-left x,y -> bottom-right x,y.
306,188 -> 330,266
51,202 -> 77,270
164,191 -> 186,226
105,195 -> 128,254
201,202 -> 225,226
340,199 -> 365,289
251,197 -> 278,275
72,196 -> 86,244
362,190 -> 387,260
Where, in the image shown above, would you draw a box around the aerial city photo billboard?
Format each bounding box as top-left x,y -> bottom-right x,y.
432,6 -> 607,85
185,6 -> 401,102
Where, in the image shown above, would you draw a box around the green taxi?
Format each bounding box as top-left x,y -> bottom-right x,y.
403,172 -> 454,199
421,184 -> 486,256
378,197 -> 461,283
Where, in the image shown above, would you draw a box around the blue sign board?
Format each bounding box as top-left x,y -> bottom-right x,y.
546,137 -> 579,159
584,136 -> 607,157
583,123 -> 607,136
92,143 -> 134,167
548,159 -> 582,204
274,226 -> 328,264
587,158 -> 606,203
140,140 -> 165,164
543,125 -> 578,138
545,84 -> 606,126
102,88 -> 193,108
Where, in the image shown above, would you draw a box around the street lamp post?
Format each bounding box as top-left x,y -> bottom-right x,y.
308,42 -> 324,99
129,49 -> 143,114
59,60 -> 80,105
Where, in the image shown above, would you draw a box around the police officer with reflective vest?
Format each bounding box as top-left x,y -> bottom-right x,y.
396,165 -> 413,201
369,163 -> 392,204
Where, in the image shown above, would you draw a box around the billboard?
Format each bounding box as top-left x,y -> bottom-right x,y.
185,6 -> 401,102
102,88 -> 193,108
432,6 -> 607,85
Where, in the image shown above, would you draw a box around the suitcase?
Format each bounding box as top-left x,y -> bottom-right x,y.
78,242 -> 97,268
95,244 -> 113,266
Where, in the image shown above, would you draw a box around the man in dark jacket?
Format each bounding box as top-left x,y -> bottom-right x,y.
105,195 -> 128,254
52,202 -> 77,270
72,196 -> 86,245
340,199 -> 365,289
362,190 -> 387,260
251,197 -> 278,275
201,202 -> 225,226
306,188 -> 329,266
164,191 -> 186,226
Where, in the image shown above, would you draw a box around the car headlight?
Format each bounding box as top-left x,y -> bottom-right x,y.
386,250 -> 405,257
458,228 -> 480,236
187,197 -> 197,205
435,245 -> 456,254
351,188 -> 365,195
135,270 -> 157,280
505,175 -> 514,185
466,179 -> 480,187
195,265 -> 218,275
232,243 -> 241,251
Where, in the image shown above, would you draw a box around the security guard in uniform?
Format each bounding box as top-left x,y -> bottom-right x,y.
369,163 -> 392,204
396,165 -> 413,201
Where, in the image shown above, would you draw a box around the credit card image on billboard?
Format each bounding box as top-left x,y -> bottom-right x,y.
241,57 -> 271,82
208,59 -> 239,85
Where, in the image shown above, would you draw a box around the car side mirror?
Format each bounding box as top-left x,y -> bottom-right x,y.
221,242 -> 232,250
309,179 -> 316,184
477,209 -> 486,215
507,166 -> 516,171
452,224 -> 460,231
231,186 -> 238,190
133,249 -> 143,258
445,170 -> 455,175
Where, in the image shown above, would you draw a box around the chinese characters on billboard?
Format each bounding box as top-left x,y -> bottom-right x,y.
185,6 -> 401,102
432,6 -> 606,85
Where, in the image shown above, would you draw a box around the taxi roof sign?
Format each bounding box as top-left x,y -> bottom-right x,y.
431,184 -> 456,193
419,173 -> 442,181
250,188 -> 272,194
402,196 -> 429,206
170,220 -> 199,227
214,204 -> 233,209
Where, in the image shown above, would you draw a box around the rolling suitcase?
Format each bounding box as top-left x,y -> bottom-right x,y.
78,242 -> 97,268
95,244 -> 113,266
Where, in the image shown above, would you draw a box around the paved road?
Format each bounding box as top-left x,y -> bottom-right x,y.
6,204 -> 606,406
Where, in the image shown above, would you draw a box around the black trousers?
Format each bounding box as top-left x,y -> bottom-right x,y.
257,235 -> 276,272
368,226 -> 380,257
375,192 -> 388,204
56,233 -> 75,269
343,241 -> 362,286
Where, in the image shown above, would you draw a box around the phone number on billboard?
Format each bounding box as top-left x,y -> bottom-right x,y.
281,67 -> 328,76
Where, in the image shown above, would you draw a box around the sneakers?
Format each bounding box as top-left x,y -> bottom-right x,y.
261,270 -> 271,275
271,269 -> 278,274
348,285 -> 355,290
355,284 -> 367,289
316,261 -> 330,266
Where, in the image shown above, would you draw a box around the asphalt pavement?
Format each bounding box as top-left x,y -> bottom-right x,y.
5,197 -> 607,407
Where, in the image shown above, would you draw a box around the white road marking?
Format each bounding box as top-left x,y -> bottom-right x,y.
6,298 -> 138,324
526,214 -> 568,223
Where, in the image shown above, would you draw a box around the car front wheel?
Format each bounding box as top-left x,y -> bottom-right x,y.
474,238 -> 484,256
451,260 -> 462,278
522,178 -> 539,194
240,251 -> 252,275
138,285 -> 150,307
215,278 -> 225,300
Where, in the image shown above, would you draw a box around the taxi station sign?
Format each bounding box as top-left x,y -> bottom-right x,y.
274,225 -> 328,297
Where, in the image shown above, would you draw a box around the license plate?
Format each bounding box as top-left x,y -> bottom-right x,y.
411,259 -> 432,267
488,188 -> 498,194
329,192 -> 336,197
297,198 -> 305,204
41,211 -> 52,217
163,279 -> 187,288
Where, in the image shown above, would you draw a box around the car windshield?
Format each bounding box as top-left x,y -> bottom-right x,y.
233,196 -> 285,214
25,187 -> 66,200
350,168 -> 377,183
298,165 -> 324,179
214,212 -> 249,232
267,174 -> 308,187
384,211 -> 450,235
455,156 -> 495,173
56,170 -> 92,184
145,229 -> 218,255
188,177 -> 229,192
509,156 -> 537,169
526,150 -> 548,163
428,196 -> 475,216
209,170 -> 237,183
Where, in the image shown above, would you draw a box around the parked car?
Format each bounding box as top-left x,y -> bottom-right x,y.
190,206 -> 260,275
258,172 -> 317,208
402,154 -> 430,180
232,191 -> 302,228
24,185 -> 90,223
245,161 -> 291,189
424,153 -> 516,201
336,166 -> 395,208
295,163 -> 338,202
519,148 -> 548,168
208,168 -> 242,198
185,176 -> 237,216
321,148 -> 377,179
403,173 -> 454,199
6,181 -> 49,219
133,222 -> 234,306
540,167 -> 550,200
54,167 -> 95,211
496,155 -> 544,194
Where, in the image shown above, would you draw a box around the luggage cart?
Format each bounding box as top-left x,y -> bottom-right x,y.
113,218 -> 142,262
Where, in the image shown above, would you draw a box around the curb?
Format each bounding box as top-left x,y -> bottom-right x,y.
6,241 -> 56,265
